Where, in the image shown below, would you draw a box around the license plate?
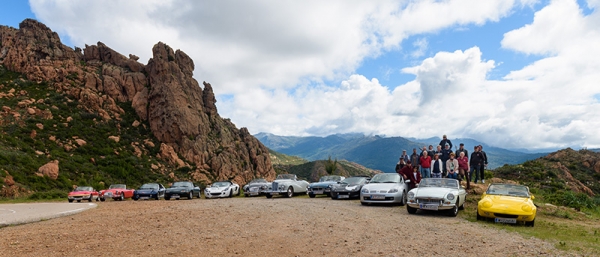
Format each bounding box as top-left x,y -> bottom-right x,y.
140,197 -> 149,200
371,195 -> 385,200
419,204 -> 439,210
338,195 -> 349,199
272,192 -> 279,195
313,190 -> 323,194
250,192 -> 258,196
495,218 -> 517,224
172,194 -> 180,198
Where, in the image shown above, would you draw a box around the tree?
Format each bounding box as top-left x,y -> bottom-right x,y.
325,156 -> 338,175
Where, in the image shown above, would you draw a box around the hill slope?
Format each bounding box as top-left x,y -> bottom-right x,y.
275,159 -> 380,182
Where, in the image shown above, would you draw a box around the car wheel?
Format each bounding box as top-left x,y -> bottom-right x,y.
237,188 -> 240,196
155,194 -> 160,200
397,191 -> 407,206
308,193 -> 315,198
133,195 -> 139,201
448,203 -> 459,217
244,193 -> 249,197
188,191 -> 193,199
525,219 -> 535,227
88,196 -> 93,202
266,193 -> 273,199
407,205 -> 417,214
360,202 -> 368,206
68,199 -> 73,203
165,195 -> 170,201
325,192 -> 331,197
229,189 -> 233,198
330,193 -> 337,200
77,200 -> 81,203
119,194 -> 125,201
100,197 -> 105,202
197,192 -> 202,199
285,187 -> 294,198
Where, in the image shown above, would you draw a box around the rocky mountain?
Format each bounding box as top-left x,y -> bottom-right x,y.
275,159 -> 380,182
0,19 -> 274,197
255,132 -> 544,172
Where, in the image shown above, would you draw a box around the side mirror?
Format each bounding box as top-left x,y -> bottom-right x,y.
531,195 -> 535,200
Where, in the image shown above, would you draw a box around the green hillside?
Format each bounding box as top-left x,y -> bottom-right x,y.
268,148 -> 307,166
276,158 -> 379,182
0,66 -> 180,199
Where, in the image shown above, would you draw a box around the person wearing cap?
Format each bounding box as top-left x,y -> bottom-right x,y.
456,143 -> 468,158
430,154 -> 444,178
439,135 -> 453,150
446,152 -> 459,180
440,143 -> 453,177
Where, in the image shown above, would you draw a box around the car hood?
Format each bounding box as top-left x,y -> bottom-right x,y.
332,183 -> 362,190
412,187 -> 455,198
310,181 -> 337,187
363,183 -> 402,191
136,189 -> 157,194
166,187 -> 189,191
483,195 -> 533,206
101,189 -> 124,193
69,191 -> 94,195
206,186 -> 230,192
247,183 -> 269,188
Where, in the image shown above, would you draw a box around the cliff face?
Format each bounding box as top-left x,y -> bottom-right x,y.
0,19 -> 275,185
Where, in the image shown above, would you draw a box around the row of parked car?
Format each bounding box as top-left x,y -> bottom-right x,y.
68,173 -> 537,226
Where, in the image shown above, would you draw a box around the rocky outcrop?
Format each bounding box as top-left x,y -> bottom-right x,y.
0,19 -> 275,186
36,160 -> 59,180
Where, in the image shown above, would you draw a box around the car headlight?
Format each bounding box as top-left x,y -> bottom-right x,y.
279,185 -> 285,190
446,194 -> 455,200
327,184 -> 333,188
521,205 -> 532,212
407,192 -> 415,199
361,188 -> 369,193
260,185 -> 267,190
388,188 -> 398,193
481,200 -> 493,208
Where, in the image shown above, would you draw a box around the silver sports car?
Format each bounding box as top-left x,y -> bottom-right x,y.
360,173 -> 409,206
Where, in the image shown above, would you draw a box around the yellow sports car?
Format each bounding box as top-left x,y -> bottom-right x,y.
477,183 -> 537,227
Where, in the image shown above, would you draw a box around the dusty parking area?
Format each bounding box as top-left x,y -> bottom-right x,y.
0,197 -> 571,256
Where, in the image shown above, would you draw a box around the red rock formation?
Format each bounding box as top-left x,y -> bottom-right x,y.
36,160 -> 59,180
0,19 -> 275,185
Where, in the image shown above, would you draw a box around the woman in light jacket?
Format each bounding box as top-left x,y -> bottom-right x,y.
446,152 -> 459,179
430,154 -> 444,178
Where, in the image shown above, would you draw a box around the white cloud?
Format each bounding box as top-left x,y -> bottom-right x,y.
27,0 -> 600,150
410,38 -> 428,58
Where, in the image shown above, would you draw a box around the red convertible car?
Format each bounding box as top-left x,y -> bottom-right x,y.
68,186 -> 99,202
99,184 -> 135,201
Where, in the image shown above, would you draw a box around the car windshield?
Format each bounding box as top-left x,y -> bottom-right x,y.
75,186 -> 93,191
139,183 -> 159,190
212,182 -> 231,187
341,177 -> 367,184
171,182 -> 191,188
319,176 -> 342,182
369,173 -> 400,183
249,179 -> 267,184
109,184 -> 126,189
486,184 -> 530,197
276,174 -> 296,180
419,178 -> 458,189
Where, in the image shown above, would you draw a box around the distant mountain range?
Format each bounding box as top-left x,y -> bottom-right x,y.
255,133 -> 547,172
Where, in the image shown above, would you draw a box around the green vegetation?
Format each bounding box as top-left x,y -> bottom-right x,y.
0,66 -> 183,200
276,158 -> 377,182
324,156 -> 338,175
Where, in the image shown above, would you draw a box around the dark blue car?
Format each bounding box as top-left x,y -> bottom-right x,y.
133,183 -> 165,200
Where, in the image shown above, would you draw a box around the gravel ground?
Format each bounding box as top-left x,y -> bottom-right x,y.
0,197 -> 577,257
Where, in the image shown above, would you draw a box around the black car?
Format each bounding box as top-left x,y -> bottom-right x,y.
133,183 -> 165,200
164,181 -> 201,200
329,176 -> 370,200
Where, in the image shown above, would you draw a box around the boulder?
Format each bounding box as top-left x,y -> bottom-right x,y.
37,160 -> 59,180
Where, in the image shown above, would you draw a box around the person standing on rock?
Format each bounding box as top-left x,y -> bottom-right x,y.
470,146 -> 484,184
439,135 -> 453,150
479,145 -> 488,183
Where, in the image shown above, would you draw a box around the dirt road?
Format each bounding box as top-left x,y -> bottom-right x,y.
0,197 -> 574,256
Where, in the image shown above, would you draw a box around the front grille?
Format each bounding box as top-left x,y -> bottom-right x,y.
210,192 -> 221,196
311,187 -> 324,191
272,182 -> 278,190
494,213 -> 518,218
379,190 -> 387,193
416,198 -> 443,205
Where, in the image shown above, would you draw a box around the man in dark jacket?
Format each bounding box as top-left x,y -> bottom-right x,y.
470,146 -> 484,183
410,148 -> 420,167
440,143 -> 453,177
479,145 -> 488,183
456,143 -> 468,158
439,135 -> 453,149
397,161 -> 413,180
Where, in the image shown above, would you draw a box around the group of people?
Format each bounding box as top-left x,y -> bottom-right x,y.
395,135 -> 488,189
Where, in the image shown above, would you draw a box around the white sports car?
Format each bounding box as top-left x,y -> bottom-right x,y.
265,174 -> 309,198
360,173 -> 410,206
204,181 -> 240,198
406,178 -> 467,217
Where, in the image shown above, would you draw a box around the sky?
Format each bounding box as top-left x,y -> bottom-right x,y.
1,0 -> 599,151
